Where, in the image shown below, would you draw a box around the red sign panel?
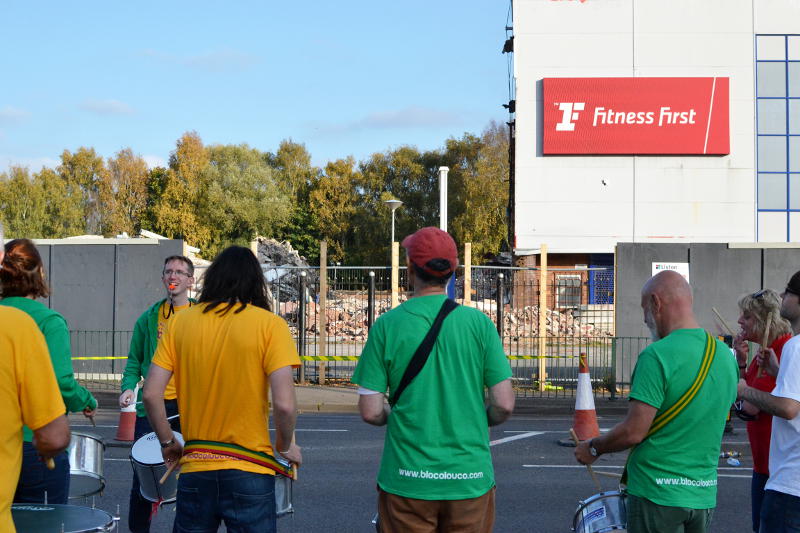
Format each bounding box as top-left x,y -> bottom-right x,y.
542,77 -> 729,155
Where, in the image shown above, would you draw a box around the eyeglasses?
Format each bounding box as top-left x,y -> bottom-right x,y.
163,269 -> 192,278
752,289 -> 768,298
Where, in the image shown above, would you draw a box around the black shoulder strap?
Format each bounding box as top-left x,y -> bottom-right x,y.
389,299 -> 459,407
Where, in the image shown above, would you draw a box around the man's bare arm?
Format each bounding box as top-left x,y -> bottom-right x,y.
32,414 -> 70,458
739,380 -> 800,420
487,379 -> 514,426
359,393 -> 389,426
575,400 -> 657,465
270,366 -> 302,465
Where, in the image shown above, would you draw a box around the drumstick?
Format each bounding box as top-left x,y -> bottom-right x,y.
89,415 -> 96,428
570,428 -> 602,491
757,315 -> 773,379
712,307 -> 736,337
594,470 -> 622,479
290,433 -> 298,481
159,460 -> 179,484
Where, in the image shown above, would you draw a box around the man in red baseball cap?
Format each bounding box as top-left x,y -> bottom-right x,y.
353,227 -> 515,533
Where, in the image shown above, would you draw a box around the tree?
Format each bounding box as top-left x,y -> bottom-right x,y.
0,166 -> 47,237
100,148 -> 149,236
35,167 -> 84,237
447,121 -> 510,259
201,143 -> 292,256
153,132 -> 211,250
58,147 -> 107,234
309,157 -> 360,262
270,140 -> 322,261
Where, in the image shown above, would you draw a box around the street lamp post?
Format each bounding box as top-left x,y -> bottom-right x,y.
385,199 -> 403,244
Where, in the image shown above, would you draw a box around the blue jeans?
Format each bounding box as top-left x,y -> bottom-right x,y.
173,470 -> 276,533
752,472 -> 769,532
14,442 -> 70,504
760,490 -> 800,533
129,399 -> 180,533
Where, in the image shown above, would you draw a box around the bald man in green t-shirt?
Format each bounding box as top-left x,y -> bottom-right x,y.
575,271 -> 738,533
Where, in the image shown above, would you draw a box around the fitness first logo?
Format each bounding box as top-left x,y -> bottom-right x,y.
553,101 -> 697,131
555,103 -> 585,131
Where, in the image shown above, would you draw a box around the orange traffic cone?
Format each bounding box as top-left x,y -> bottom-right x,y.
115,386 -> 137,442
573,353 -> 600,441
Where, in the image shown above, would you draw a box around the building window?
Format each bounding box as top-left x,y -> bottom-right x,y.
756,34 -> 800,242
555,275 -> 581,309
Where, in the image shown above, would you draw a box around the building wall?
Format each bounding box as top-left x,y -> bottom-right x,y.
512,0 -> 800,255
33,239 -> 183,341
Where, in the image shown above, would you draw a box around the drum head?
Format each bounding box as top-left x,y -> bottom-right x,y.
12,504 -> 113,532
131,431 -> 184,465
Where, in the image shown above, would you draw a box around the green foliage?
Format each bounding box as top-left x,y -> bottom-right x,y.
58,147 -> 107,234
0,122 -> 510,265
201,143 -> 292,257
0,167 -> 47,237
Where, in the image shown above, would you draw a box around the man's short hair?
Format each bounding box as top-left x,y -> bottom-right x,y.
163,255 -> 194,276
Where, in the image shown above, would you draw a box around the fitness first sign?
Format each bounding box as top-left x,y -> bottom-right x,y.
542,77 -> 729,155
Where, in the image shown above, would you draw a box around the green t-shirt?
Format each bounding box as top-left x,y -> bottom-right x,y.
0,297 -> 97,441
627,329 -> 738,509
352,294 -> 512,500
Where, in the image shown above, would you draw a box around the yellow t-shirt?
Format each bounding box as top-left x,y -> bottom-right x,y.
157,301 -> 191,400
0,307 -> 65,532
152,302 -> 300,475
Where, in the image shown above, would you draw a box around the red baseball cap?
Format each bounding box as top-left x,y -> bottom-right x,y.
401,227 -> 458,277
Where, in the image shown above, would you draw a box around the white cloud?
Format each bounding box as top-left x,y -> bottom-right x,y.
309,106 -> 464,136
0,155 -> 60,173
79,99 -> 135,115
142,154 -> 167,169
142,48 -> 260,73
0,106 -> 30,125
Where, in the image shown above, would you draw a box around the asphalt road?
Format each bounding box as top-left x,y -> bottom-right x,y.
52,411 -> 753,532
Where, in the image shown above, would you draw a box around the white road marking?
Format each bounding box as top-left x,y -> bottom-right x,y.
490,431 -> 545,446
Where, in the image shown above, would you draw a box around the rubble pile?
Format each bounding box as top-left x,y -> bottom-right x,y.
255,237 -> 318,301
493,305 -> 613,339
278,294 -> 610,341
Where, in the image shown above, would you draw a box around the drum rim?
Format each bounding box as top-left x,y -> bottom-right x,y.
70,430 -> 107,447
67,473 -> 106,499
572,491 -> 626,531
11,503 -> 115,532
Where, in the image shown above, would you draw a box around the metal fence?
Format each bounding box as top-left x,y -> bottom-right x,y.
71,264 -> 648,398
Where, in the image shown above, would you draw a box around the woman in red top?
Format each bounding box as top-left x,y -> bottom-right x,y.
733,288 -> 793,532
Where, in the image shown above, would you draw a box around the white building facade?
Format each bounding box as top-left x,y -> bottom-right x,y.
510,0 -> 800,259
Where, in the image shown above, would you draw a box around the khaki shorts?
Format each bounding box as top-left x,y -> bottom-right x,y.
377,486 -> 496,533
627,493 -> 714,533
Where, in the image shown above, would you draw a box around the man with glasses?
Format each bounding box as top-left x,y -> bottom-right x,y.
738,271 -> 800,533
119,255 -> 196,533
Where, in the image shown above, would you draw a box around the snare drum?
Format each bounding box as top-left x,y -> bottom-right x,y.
67,432 -> 106,498
12,504 -> 117,532
572,490 -> 627,533
130,431 -> 184,503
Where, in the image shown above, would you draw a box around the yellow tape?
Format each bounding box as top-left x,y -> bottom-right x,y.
72,356 -> 128,360
300,356 -> 359,361
299,355 -> 577,361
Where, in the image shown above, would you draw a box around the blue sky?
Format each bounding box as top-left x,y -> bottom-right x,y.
0,1 -> 512,172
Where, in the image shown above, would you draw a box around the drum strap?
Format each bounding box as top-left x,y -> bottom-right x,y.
621,332 -> 717,485
183,440 -> 294,478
